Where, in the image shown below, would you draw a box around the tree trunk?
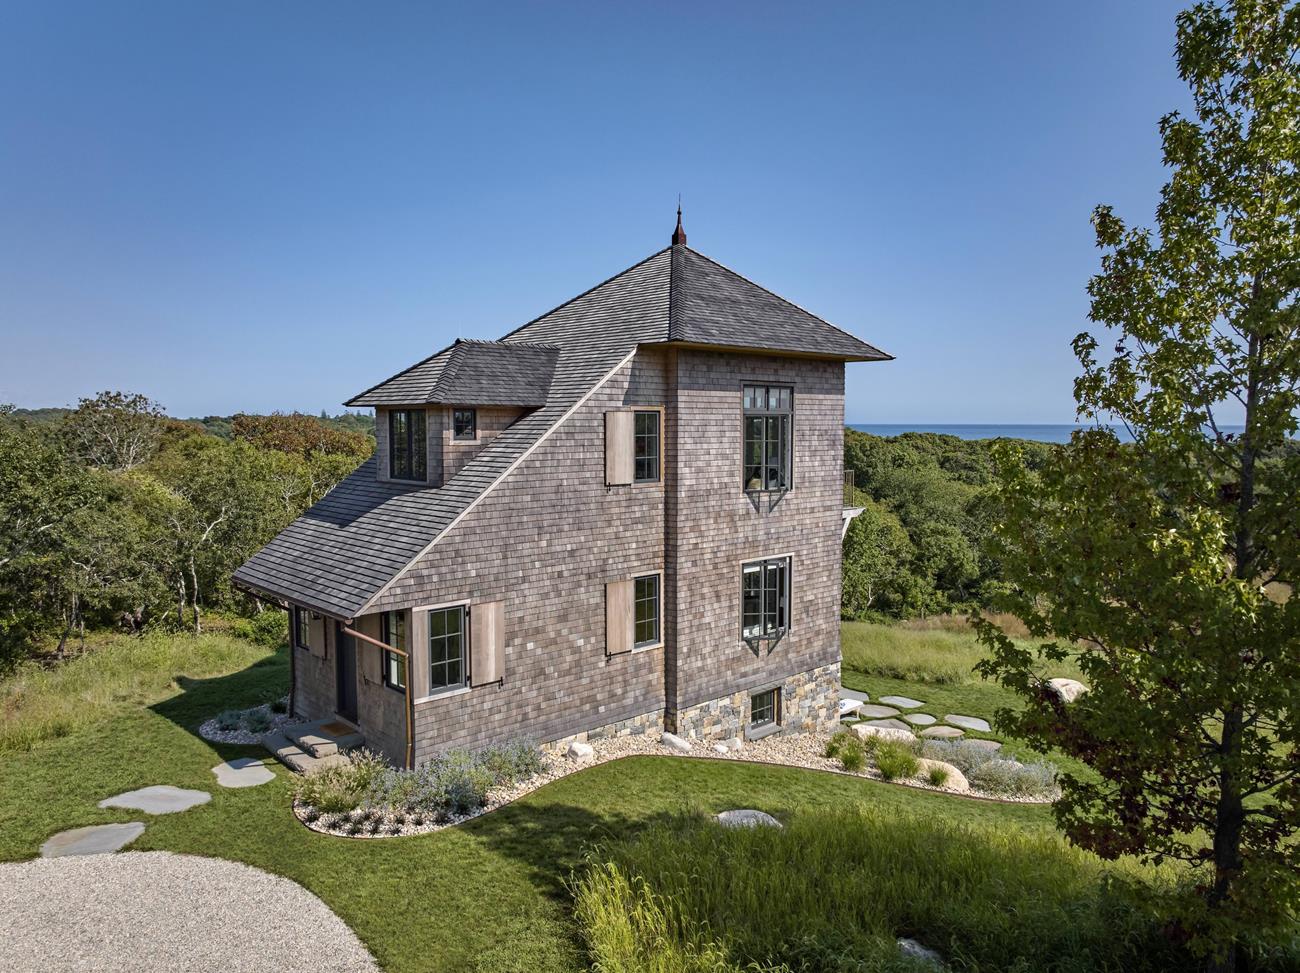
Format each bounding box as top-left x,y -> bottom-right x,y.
1206,707 -> 1246,973
188,556 -> 201,635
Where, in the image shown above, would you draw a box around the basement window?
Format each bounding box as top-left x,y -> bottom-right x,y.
750,688 -> 779,729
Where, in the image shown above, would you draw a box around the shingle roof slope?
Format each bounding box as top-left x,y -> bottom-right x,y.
346,340 -> 560,408
233,241 -> 889,618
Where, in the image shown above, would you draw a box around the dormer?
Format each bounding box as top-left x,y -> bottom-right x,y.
347,339 -> 559,487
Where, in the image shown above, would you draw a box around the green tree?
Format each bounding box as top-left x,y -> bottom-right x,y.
63,391 -> 166,471
976,2 -> 1300,967
841,499 -> 914,618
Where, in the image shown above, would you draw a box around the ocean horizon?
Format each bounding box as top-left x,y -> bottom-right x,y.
848,423 -> 1247,444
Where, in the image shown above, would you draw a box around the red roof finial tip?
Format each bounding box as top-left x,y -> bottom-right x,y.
672,198 -> 687,246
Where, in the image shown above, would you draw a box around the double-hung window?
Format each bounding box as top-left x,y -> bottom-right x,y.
741,557 -> 790,643
389,409 -> 427,481
633,411 -> 660,483
428,605 -> 467,692
633,573 -> 660,648
379,610 -> 408,691
742,385 -> 792,492
452,408 -> 476,441
293,607 -> 311,651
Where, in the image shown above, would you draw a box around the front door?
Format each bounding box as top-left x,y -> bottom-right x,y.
335,623 -> 358,722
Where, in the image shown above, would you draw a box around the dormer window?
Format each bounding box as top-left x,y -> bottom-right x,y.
452,408 -> 477,441
389,409 -> 427,482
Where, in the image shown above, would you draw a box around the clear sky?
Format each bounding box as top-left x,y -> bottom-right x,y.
0,1 -> 1191,423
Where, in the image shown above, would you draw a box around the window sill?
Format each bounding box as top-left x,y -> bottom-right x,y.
382,682 -> 407,695
745,722 -> 781,742
414,685 -> 472,704
632,641 -> 663,653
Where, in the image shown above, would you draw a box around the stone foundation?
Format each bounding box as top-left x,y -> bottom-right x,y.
541,709 -> 666,756
669,662 -> 840,742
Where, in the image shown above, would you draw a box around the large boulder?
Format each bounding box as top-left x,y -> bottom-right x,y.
566,741 -> 594,760
914,758 -> 969,793
660,732 -> 692,754
1045,678 -> 1089,704
851,723 -> 915,744
716,809 -> 782,829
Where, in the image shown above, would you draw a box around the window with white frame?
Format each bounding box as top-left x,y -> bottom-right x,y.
633,410 -> 660,483
380,610 -> 408,691
741,556 -> 790,643
633,574 -> 660,648
428,605 -> 467,691
742,385 -> 791,492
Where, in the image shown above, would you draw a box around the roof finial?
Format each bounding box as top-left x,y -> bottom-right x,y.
671,196 -> 687,246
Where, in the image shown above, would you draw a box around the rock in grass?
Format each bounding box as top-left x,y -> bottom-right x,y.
1045,678 -> 1089,704
897,937 -> 946,968
716,809 -> 782,829
660,732 -> 692,754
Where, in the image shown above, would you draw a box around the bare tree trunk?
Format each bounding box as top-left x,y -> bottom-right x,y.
188,556 -> 201,635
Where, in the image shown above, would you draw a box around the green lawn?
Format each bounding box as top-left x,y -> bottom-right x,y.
0,627 -> 1054,973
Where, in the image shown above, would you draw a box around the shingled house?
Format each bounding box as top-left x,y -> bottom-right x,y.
234,214 -> 890,767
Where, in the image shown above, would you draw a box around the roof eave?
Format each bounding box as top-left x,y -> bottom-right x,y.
647,339 -> 894,363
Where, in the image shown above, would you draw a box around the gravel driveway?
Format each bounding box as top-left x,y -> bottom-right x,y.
0,851 -> 379,973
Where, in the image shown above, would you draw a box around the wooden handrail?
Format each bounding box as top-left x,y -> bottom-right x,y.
341,625 -> 415,769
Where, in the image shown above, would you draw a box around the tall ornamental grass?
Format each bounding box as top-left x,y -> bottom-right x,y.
573,807 -> 1198,973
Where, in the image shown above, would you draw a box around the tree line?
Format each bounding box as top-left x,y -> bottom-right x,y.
0,393 -> 373,670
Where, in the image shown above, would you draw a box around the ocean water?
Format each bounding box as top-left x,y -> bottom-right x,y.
849,424 -> 1125,444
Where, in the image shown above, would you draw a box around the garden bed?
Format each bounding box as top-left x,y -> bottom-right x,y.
198,698 -> 293,744
292,728 -> 1059,839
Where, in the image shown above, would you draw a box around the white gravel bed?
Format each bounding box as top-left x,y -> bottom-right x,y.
0,851 -> 378,973
197,701 -> 293,744
295,730 -> 1055,839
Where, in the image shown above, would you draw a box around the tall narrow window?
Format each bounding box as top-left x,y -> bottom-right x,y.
741,557 -> 790,642
389,409 -> 427,481
634,410 -> 660,483
452,408 -> 477,441
428,605 -> 467,691
742,385 -> 792,492
293,607 -> 311,651
633,573 -> 660,648
380,610 -> 408,691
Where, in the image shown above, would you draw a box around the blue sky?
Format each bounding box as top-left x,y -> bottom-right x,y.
0,1 -> 1190,423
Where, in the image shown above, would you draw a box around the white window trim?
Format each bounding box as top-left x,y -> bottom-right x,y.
412,598 -> 472,700
631,569 -> 664,652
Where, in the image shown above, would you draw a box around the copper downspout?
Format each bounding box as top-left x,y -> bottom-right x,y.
342,625 -> 415,770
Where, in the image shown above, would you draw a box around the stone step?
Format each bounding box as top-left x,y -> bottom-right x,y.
262,731 -> 348,774
283,721 -> 365,757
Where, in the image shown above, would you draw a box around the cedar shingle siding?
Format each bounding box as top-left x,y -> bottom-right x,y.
234,236 -> 888,762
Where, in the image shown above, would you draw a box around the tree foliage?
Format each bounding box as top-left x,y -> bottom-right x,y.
976,2 -> 1300,966
63,390 -> 166,471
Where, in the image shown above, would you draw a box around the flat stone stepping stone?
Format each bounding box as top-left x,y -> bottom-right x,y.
903,713 -> 937,726
964,739 -> 1003,752
857,704 -> 900,719
838,698 -> 863,718
945,714 -> 991,732
840,689 -> 870,702
863,718 -> 911,732
211,758 -> 275,789
41,822 -> 145,858
99,786 -> 210,815
879,695 -> 925,709
921,726 -> 965,739
716,809 -> 782,829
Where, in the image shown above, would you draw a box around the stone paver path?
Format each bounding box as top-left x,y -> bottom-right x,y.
921,726 -> 964,739
838,698 -> 863,718
840,689 -> 870,702
863,718 -> 912,732
717,809 -> 782,829
903,713 -> 937,726
856,704 -> 901,719
212,758 -> 276,789
99,785 -> 210,815
965,739 -> 1003,752
945,715 -> 992,733
879,695 -> 925,709
40,823 -> 145,858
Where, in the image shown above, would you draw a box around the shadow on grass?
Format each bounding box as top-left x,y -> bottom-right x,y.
147,649 -> 288,759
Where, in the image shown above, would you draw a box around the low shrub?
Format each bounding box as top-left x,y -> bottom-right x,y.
270,696 -> 289,714
231,610 -> 289,649
925,765 -> 950,788
214,709 -> 242,731
572,808 -> 1190,973
915,739 -> 1059,798
873,740 -> 918,781
244,708 -> 272,733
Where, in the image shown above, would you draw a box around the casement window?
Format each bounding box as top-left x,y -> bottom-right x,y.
293,607 -> 312,651
741,556 -> 790,643
452,408 -> 477,441
742,385 -> 792,492
428,605 -> 467,692
633,410 -> 660,483
750,688 -> 779,729
379,610 -> 408,691
633,574 -> 660,648
389,409 -> 428,481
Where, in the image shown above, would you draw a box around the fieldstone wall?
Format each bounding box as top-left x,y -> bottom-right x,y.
670,661 -> 840,742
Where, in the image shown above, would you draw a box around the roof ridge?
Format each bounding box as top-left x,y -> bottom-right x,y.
430,341 -> 470,401
682,246 -> 893,361
455,337 -> 560,350
344,341 -> 457,407
498,246 -> 672,343
667,243 -> 687,341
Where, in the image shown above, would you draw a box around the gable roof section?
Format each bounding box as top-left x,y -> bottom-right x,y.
233,240 -> 890,619
346,339 -> 560,408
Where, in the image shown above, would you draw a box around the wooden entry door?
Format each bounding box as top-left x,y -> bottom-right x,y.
335,622 -> 358,721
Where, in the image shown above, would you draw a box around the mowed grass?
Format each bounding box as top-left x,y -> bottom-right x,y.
0,628 -> 1055,973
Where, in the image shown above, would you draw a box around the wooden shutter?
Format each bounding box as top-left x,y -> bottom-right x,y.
605,411 -> 634,485
470,601 -> 505,686
605,580 -> 634,655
